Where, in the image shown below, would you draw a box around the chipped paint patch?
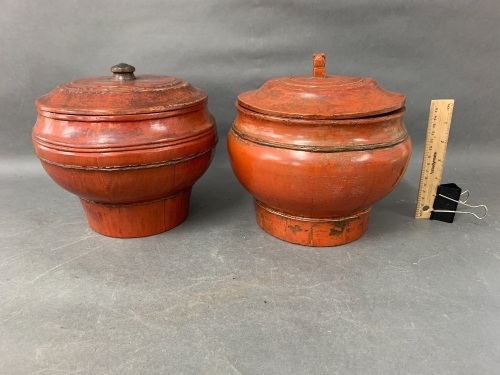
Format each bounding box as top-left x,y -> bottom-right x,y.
287,224 -> 303,234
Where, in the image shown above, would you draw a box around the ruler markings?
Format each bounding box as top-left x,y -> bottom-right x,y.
415,99 -> 454,219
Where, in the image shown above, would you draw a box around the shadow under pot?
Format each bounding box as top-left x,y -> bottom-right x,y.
228,53 -> 411,247
32,63 -> 217,238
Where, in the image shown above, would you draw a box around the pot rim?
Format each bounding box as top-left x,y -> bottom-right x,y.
236,103 -> 406,125
36,101 -> 209,122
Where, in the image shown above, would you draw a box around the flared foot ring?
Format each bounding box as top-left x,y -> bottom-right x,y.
80,189 -> 191,238
255,201 -> 370,247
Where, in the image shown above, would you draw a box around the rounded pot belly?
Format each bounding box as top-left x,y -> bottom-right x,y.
39,149 -> 215,204
228,130 -> 411,218
32,109 -> 217,238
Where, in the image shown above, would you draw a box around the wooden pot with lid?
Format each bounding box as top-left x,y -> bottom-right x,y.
228,53 -> 411,247
33,63 -> 217,238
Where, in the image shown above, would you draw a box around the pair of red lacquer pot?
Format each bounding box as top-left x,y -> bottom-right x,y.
32,54 -> 411,247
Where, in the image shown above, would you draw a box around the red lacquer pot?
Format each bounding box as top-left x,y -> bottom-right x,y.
227,54 -> 411,246
33,63 -> 217,238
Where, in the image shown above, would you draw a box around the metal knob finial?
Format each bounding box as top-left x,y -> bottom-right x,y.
111,63 -> 136,81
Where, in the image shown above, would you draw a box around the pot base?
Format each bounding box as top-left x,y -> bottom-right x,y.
80,189 -> 191,238
255,201 -> 370,247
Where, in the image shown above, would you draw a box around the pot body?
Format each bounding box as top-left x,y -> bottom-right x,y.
228,105 -> 411,246
33,104 -> 217,237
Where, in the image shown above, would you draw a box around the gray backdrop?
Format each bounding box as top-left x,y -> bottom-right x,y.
1,1 -> 499,374
2,0 -> 500,155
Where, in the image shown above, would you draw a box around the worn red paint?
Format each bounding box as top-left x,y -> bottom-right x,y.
32,64 -> 217,238
228,54 -> 411,247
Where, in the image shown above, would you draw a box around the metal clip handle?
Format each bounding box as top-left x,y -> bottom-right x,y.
433,190 -> 488,220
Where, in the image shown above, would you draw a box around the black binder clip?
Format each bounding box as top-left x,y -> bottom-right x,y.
430,183 -> 488,223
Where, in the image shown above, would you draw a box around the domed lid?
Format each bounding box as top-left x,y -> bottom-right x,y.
35,63 -> 207,116
238,53 -> 405,119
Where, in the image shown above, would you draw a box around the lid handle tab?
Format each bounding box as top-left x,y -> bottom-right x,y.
111,63 -> 136,81
313,53 -> 326,78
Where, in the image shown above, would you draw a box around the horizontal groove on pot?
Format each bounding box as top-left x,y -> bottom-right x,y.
36,145 -> 217,171
256,201 -> 372,221
80,188 -> 191,207
33,127 -> 217,153
231,127 -> 408,153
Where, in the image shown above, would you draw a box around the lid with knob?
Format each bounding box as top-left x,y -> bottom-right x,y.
237,53 -> 405,120
35,63 -> 207,116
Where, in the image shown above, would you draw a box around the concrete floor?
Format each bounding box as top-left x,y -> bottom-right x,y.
1,145 -> 499,374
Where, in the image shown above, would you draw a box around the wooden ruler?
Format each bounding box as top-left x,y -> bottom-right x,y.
415,99 -> 454,219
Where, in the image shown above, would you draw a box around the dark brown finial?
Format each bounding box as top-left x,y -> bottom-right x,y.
111,63 -> 136,81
